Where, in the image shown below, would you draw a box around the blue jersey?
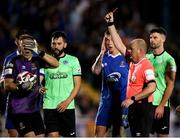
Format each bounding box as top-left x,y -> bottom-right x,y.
4,55 -> 45,114
101,52 -> 129,101
96,52 -> 129,127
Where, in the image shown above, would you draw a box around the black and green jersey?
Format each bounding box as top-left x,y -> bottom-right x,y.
146,51 -> 176,107
43,54 -> 81,109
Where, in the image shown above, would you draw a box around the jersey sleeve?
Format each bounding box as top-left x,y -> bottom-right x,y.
4,59 -> 16,79
0,59 -> 7,80
143,60 -> 156,83
72,57 -> 82,76
1,56 -> 12,79
167,57 -> 176,72
40,68 -> 45,77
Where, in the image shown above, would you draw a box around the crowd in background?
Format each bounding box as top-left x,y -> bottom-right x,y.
1,0 -> 180,136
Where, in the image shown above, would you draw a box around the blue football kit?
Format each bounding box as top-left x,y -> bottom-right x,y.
96,52 -> 129,127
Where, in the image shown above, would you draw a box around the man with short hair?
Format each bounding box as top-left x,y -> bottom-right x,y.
92,30 -> 129,137
43,31 -> 81,137
0,29 -> 30,137
104,11 -> 156,137
147,27 -> 176,137
4,35 -> 59,137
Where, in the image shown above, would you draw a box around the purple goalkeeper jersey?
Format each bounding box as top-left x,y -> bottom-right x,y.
4,55 -> 45,114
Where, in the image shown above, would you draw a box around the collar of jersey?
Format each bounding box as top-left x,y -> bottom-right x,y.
56,54 -> 66,60
153,50 -> 165,56
107,51 -> 121,58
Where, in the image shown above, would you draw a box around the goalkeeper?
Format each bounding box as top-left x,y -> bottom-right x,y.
3,35 -> 59,137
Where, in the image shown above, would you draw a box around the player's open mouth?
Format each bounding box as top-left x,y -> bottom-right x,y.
23,49 -> 31,55
108,46 -> 113,49
25,50 -> 31,54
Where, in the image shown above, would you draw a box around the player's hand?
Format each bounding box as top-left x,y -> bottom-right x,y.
122,98 -> 134,108
175,105 -> 180,116
56,99 -> 71,112
39,86 -> 47,95
104,12 -> 114,23
21,39 -> 39,54
154,105 -> 164,119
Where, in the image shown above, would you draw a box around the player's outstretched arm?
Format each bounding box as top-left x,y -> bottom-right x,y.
40,52 -> 59,68
22,39 -> 59,68
104,11 -> 126,56
92,36 -> 106,75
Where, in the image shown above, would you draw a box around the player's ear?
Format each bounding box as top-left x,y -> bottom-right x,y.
15,38 -> 18,46
64,42 -> 67,48
161,34 -> 166,43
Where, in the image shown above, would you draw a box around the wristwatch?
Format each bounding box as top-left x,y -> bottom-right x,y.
131,96 -> 136,102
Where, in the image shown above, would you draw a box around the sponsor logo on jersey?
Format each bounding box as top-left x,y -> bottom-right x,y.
6,63 -> 13,68
49,72 -> 68,79
106,72 -> 121,82
4,68 -> 13,75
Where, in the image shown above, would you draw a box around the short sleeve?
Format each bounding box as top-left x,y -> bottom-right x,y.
168,57 -> 176,72
72,57 -> 81,76
144,61 -> 155,83
4,59 -> 15,79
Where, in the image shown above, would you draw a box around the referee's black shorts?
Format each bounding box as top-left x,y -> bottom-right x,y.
128,102 -> 154,137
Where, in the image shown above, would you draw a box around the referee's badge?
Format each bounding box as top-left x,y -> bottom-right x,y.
131,75 -> 136,82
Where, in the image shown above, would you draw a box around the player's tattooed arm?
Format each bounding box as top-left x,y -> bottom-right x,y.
91,36 -> 106,75
91,53 -> 103,75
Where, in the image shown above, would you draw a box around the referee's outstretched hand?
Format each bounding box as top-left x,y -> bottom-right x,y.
104,12 -> 114,23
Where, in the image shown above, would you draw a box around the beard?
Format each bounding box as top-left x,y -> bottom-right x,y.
150,45 -> 157,49
52,48 -> 64,58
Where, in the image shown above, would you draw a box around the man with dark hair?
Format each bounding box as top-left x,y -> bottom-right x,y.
149,27 -> 167,36
147,27 -> 176,137
3,35 -> 59,137
43,31 -> 82,137
0,29 -> 31,137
